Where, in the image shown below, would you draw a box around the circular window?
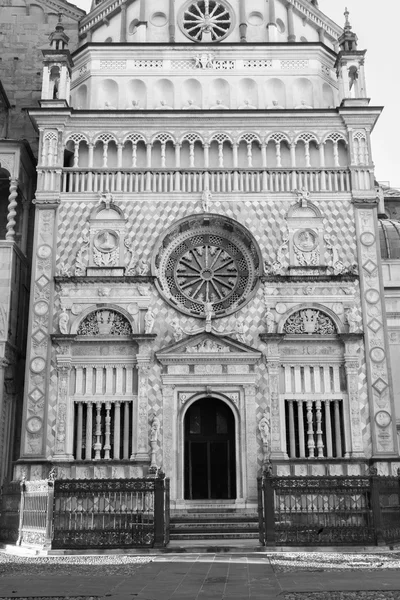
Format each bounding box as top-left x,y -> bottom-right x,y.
247,11 -> 263,26
151,12 -> 168,27
152,215 -> 262,319
180,0 -> 234,43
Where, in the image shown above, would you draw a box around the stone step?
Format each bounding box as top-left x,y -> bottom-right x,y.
171,516 -> 258,524
169,532 -> 260,541
171,522 -> 258,531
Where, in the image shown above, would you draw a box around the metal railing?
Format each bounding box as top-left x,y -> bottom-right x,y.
52,474 -> 169,549
0,474 -> 170,549
54,167 -> 352,195
258,472 -> 400,546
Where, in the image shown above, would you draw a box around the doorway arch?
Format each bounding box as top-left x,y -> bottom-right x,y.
184,397 -> 236,500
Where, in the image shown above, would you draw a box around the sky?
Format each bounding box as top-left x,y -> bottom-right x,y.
72,0 -> 400,187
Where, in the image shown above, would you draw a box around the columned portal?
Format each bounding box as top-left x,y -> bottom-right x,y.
184,398 -> 236,500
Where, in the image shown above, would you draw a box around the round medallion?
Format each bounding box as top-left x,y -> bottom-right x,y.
370,347 -> 386,363
153,215 -> 262,319
34,301 -> 49,316
275,303 -> 287,315
293,229 -> 318,252
31,357 -> 46,374
26,416 -> 43,434
94,230 -> 119,254
365,289 -> 381,304
127,303 -> 139,315
37,244 -> 52,259
375,410 -> 392,428
71,304 -> 83,316
360,232 -> 376,247
179,0 -> 234,43
332,303 -> 344,315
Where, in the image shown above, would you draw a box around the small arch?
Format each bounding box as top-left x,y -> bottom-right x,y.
323,82 -> 335,108
71,305 -> 137,335
237,78 -> 258,109
182,78 -> 203,109
287,200 -> 322,219
278,304 -> 344,334
128,79 -> 147,109
265,78 -> 286,109
210,78 -> 230,108
153,78 -> 174,109
293,77 -> 314,109
99,79 -> 119,109
75,84 -> 88,109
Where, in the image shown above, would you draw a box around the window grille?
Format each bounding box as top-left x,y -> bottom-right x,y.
284,398 -> 345,459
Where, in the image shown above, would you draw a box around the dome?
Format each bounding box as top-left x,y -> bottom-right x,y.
378,219 -> 400,259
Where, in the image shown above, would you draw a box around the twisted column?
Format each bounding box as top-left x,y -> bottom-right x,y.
5,179 -> 18,241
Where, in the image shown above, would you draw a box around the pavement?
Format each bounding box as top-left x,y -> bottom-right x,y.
0,553 -> 400,600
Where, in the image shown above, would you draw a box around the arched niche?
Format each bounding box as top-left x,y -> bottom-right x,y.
182,78 -> 203,109
293,77 -> 314,109
265,78 -> 286,109
238,78 -> 258,108
153,78 -> 174,109
210,78 -> 230,108
71,305 -> 136,335
99,79 -> 119,109
128,79 -> 147,109
323,83 -> 335,109
75,84 -> 88,110
278,304 -> 344,335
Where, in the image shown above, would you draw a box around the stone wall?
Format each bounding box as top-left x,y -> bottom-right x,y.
0,0 -> 82,156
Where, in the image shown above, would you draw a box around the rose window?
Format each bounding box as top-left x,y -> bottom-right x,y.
153,215 -> 262,319
180,0 -> 234,42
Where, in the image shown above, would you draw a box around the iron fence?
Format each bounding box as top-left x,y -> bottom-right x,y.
0,481 -> 21,544
52,475 -> 169,549
0,474 -> 170,549
258,472 -> 400,546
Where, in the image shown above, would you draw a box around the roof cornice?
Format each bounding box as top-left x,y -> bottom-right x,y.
41,0 -> 86,21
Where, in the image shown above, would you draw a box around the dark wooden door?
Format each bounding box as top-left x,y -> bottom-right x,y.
184,398 -> 236,500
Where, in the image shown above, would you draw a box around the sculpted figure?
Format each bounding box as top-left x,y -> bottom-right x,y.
59,308 -> 70,335
144,308 -> 155,334
347,306 -> 360,333
235,318 -> 246,344
259,415 -> 270,446
172,319 -> 185,342
201,189 -> 212,212
265,308 -> 275,334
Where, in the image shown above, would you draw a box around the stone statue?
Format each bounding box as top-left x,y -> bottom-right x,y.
201,189 -> 212,212
204,301 -> 214,332
259,415 -> 270,446
347,306 -> 360,333
235,318 -> 246,344
183,99 -> 200,110
97,191 -> 113,209
144,308 -> 155,334
150,416 -> 161,470
239,98 -> 256,109
294,187 -> 311,207
268,99 -> 284,109
59,308 -> 69,335
210,99 -> 229,109
139,260 -> 149,276
265,308 -> 275,334
172,319 -> 185,342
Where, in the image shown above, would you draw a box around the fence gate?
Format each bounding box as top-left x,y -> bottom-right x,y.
52,477 -> 169,549
258,473 -> 400,546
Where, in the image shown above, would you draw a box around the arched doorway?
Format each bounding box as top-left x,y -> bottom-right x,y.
184,398 -> 236,500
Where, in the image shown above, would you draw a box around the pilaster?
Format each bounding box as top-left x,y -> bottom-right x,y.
20,202 -> 59,460
354,203 -> 399,457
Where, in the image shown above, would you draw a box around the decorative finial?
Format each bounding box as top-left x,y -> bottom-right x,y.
344,7 -> 351,29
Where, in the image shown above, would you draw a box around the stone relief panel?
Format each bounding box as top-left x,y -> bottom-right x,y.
23,209 -> 56,457
356,208 -> 397,456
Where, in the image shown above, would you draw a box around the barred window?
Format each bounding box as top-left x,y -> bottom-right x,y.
284,398 -> 345,459
73,400 -> 134,461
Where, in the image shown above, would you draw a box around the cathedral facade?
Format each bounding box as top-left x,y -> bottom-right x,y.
15,0 -> 400,510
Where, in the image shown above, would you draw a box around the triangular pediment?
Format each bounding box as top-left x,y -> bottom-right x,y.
156,332 -> 261,365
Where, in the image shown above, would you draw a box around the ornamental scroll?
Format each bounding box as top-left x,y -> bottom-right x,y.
283,309 -> 337,335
